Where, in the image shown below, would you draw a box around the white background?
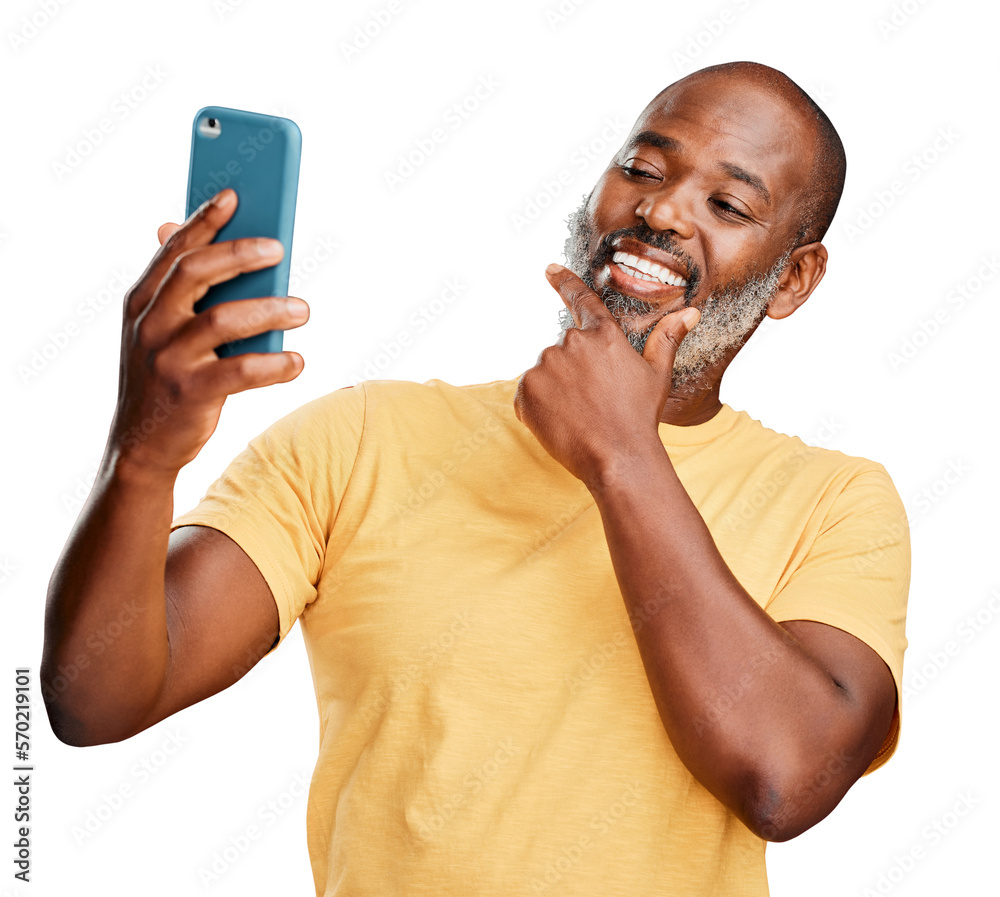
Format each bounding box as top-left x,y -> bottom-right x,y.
2,0 -> 997,894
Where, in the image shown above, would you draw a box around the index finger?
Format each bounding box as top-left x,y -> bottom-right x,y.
544,263 -> 615,330
128,188 -> 241,316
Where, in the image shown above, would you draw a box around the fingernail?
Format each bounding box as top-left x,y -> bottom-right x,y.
681,308 -> 700,329
256,238 -> 284,257
287,298 -> 309,320
545,263 -> 564,275
213,188 -> 234,207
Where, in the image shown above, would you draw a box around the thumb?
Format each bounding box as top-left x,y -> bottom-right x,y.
642,306 -> 701,376
157,222 -> 180,246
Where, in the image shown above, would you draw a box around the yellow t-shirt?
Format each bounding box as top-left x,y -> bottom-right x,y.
170,376 -> 909,897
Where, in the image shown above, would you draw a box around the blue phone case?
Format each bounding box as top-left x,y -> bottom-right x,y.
185,106 -> 302,356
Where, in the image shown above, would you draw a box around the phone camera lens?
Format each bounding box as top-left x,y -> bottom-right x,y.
208,118 -> 217,127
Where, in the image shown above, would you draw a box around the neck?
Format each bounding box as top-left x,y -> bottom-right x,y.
658,377 -> 724,426
658,328 -> 756,426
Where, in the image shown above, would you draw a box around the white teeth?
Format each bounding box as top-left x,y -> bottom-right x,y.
611,250 -> 688,287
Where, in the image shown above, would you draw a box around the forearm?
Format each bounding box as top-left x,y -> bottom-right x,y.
588,444 -> 855,835
42,447 -> 177,746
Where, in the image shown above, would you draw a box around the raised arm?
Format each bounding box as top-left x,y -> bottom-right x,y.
42,189 -> 308,746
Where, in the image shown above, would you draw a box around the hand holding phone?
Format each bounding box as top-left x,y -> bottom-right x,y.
110,188 -> 310,478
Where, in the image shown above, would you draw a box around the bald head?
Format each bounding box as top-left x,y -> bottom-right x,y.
649,61 -> 846,246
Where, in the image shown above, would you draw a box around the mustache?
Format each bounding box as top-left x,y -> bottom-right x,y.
592,222 -> 702,301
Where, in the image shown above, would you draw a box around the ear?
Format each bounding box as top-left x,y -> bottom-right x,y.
765,242 -> 828,320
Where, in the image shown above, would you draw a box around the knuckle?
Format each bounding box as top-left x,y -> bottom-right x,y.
203,303 -> 228,334
163,227 -> 189,254
152,350 -> 192,399
123,285 -> 144,319
231,352 -> 261,383
149,346 -> 178,384
594,319 -> 617,343
172,250 -> 200,280
134,314 -> 160,351
229,238 -> 260,264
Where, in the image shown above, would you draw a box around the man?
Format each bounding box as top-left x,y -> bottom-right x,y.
42,61 -> 909,895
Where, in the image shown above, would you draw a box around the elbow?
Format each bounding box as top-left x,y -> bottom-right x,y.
44,701 -> 104,748
45,703 -> 137,748
748,805 -> 809,843
742,788 -> 808,843
40,671 -> 135,748
739,764 -> 834,843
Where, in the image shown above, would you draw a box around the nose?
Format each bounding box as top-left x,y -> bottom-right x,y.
634,184 -> 695,241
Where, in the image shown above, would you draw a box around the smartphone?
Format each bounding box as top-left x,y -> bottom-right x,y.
185,106 -> 302,356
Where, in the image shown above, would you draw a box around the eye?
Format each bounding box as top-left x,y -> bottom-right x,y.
710,198 -> 749,220
617,163 -> 659,180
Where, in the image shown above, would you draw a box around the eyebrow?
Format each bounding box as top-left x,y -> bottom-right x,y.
624,129 -> 772,207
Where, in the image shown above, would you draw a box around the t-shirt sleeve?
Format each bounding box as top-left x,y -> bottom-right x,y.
169,384 -> 366,658
764,462 -> 910,775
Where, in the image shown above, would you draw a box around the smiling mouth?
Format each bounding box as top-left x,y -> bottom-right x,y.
611,251 -> 689,288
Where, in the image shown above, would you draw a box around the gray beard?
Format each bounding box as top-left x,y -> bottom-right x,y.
560,193 -> 791,393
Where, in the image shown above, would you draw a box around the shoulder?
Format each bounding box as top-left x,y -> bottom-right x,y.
725,406 -> 901,498
353,376 -> 521,430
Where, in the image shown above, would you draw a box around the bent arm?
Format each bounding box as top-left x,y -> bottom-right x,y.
41,455 -> 278,747
589,447 -> 896,841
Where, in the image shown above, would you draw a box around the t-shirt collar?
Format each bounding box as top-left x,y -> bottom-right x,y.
657,403 -> 740,447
